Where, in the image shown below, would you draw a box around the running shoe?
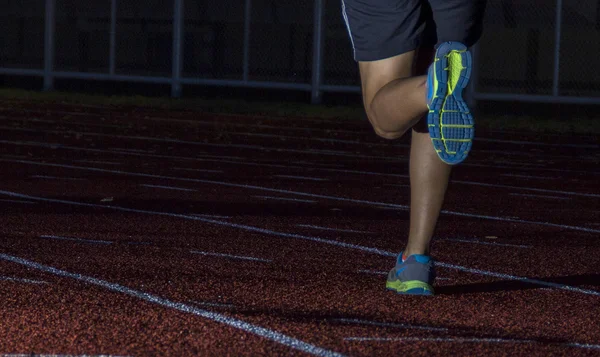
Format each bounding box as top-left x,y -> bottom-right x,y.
426,41 -> 474,165
386,253 -> 435,295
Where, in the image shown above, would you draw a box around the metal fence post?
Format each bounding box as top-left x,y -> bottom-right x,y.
171,0 -> 184,98
552,0 -> 563,96
311,0 -> 325,104
109,0 -> 117,75
243,0 -> 252,81
43,0 -> 56,91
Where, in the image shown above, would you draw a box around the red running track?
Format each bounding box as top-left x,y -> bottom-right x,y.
0,99 -> 599,356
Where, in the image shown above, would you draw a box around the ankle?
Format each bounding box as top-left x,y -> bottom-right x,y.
403,248 -> 429,258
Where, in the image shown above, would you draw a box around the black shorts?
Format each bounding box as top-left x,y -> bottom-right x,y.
341,0 -> 486,61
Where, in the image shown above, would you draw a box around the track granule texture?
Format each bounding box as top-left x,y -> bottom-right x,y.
1,99 -> 599,356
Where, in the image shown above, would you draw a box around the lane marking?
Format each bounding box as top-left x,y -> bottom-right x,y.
0,198 -> 37,204
565,343 -> 600,350
273,174 -> 328,182
0,276 -> 50,285
6,112 -> 599,149
30,175 -> 86,181
7,128 -> 600,175
139,184 -> 196,192
190,301 -> 237,309
0,128 -> 399,161
509,193 -> 571,200
75,159 -> 122,165
451,180 -> 599,199
0,355 -> 131,357
173,167 -> 224,173
110,147 -> 155,153
290,161 -> 346,168
477,137 -> 599,149
296,224 -> 374,234
440,238 -> 532,249
435,262 -> 600,296
0,254 -> 344,357
190,250 -> 272,263
254,195 -> 317,204
1,190 -> 597,296
344,336 -> 534,344
191,214 -> 231,219
343,337 -> 600,350
3,141 -> 600,192
332,318 -> 448,332
1,154 -> 30,159
40,235 -> 113,245
3,160 -> 600,234
502,174 -> 559,180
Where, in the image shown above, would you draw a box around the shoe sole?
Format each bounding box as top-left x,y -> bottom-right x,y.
386,280 -> 435,296
427,42 -> 473,165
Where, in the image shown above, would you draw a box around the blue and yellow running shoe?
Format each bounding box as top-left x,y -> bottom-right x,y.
426,41 -> 474,165
386,253 -> 435,296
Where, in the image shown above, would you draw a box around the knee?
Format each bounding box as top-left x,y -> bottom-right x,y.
373,125 -> 402,140
365,110 -> 403,140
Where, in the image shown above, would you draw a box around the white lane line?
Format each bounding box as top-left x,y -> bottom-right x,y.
254,195 -> 317,204
4,160 -> 600,234
191,214 -> 231,219
439,238 -> 532,249
2,190 -> 596,296
11,126 -> 596,174
139,184 -> 197,192
435,261 -> 600,296
509,193 -> 571,200
0,276 -> 50,285
0,128 -> 397,161
7,113 -> 599,150
1,355 -> 131,357
0,198 -> 37,204
344,336 -> 534,344
273,175 -> 328,182
343,337 -> 600,350
358,269 -> 387,275
502,174 -> 559,180
74,159 -> 122,165
296,224 -> 373,234
10,107 -> 599,149
383,184 -> 410,188
110,147 -> 156,153
40,235 -> 113,245
1,154 -> 30,159
290,161 -> 346,168
173,167 -> 224,173
0,254 -> 344,357
564,343 -> 600,350
332,318 -> 448,332
30,175 -> 86,181
3,139 -> 599,184
451,180 -> 599,199
190,250 -> 272,263
190,301 -> 237,309
478,137 -> 599,149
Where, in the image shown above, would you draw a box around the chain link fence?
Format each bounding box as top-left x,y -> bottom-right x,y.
1,0 -> 599,104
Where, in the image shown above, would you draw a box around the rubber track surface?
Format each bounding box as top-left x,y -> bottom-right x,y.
1,99 -> 599,356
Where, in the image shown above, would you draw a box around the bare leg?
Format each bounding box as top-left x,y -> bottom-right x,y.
405,129 -> 451,256
358,48 -> 451,257
405,47 -> 452,257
